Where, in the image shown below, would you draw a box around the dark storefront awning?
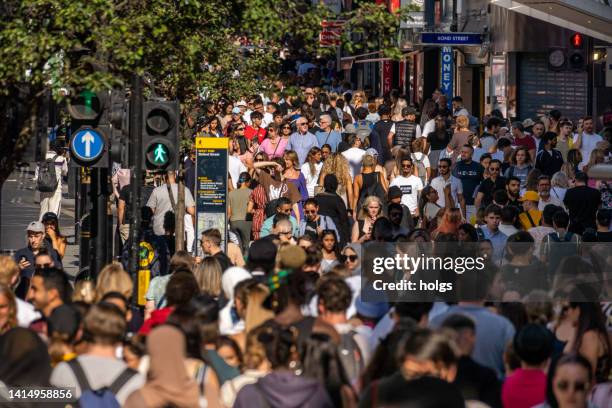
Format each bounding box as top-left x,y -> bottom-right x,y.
491,0 -> 612,43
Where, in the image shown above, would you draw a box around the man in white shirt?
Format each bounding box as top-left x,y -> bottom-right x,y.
389,157 -> 423,219
430,158 -> 464,209
574,116 -> 602,170
452,96 -> 470,117
341,134 -> 366,181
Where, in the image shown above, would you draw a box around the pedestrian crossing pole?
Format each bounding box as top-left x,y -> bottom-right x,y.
127,75 -> 143,289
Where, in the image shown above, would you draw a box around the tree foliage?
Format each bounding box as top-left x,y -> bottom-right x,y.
0,0 -> 411,184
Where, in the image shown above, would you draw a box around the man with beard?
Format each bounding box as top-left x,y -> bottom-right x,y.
430,158 -> 464,209
535,133 -> 564,177
505,177 -> 522,211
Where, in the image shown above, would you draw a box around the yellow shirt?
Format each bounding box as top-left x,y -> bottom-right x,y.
519,209 -> 542,230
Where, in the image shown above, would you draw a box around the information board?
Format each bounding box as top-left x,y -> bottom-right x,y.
195,137 -> 228,250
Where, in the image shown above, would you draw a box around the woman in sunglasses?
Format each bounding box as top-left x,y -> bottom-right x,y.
534,353 -> 595,408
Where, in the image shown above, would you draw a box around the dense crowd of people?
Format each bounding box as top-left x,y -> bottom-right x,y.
2,62 -> 612,407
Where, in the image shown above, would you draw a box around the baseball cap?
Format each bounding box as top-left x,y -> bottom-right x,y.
355,295 -> 389,320
231,107 -> 241,115
522,118 -> 535,128
402,106 -> 417,116
519,191 -> 539,202
366,148 -> 379,157
26,221 -> 45,233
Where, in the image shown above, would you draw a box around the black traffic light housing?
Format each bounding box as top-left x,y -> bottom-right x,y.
67,88 -> 111,167
109,89 -> 130,168
142,100 -> 179,171
568,32 -> 587,71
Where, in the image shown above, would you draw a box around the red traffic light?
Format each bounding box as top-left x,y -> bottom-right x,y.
570,33 -> 583,48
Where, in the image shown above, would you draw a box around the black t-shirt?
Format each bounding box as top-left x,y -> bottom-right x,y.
304,220 -> 318,240
477,177 -> 506,208
564,185 -> 601,234
373,119 -> 394,162
452,160 -> 484,205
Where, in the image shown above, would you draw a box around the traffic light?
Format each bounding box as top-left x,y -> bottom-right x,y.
568,32 -> 587,71
142,100 -> 179,171
67,88 -> 111,167
109,89 -> 129,168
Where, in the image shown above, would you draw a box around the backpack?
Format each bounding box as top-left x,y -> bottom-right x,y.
67,359 -> 137,408
36,154 -> 59,192
338,330 -> 364,385
412,154 -> 427,184
355,121 -> 372,147
545,231 -> 579,277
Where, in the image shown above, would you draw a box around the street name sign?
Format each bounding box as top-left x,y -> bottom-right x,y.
421,32 -> 482,46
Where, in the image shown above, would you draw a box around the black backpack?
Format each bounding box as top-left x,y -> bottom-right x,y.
36,154 -> 59,192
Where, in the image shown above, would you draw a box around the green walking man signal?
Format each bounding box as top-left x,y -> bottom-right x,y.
146,142 -> 170,167
153,144 -> 167,164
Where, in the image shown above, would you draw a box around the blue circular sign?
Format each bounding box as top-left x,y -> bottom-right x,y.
71,128 -> 105,162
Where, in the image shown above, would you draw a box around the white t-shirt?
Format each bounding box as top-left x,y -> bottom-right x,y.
430,175 -> 463,208
16,298 -> 40,327
390,175 -> 423,213
229,155 -> 247,189
300,162 -> 323,197
262,112 -> 274,128
422,119 -> 435,138
342,147 -> 366,180
574,132 -> 603,170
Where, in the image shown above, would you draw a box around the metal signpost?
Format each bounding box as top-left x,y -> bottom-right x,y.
195,137 -> 229,252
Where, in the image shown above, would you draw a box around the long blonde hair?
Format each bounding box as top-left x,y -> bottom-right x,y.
194,257 -> 223,297
0,284 -> 17,334
321,153 -> 351,187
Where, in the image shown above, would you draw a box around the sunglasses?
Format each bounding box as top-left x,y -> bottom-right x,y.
282,126 -> 291,130
402,164 -> 412,168
556,380 -> 587,392
489,167 -> 500,171
35,263 -> 52,270
304,210 -> 317,214
340,254 -> 358,263
298,123 -> 308,126
236,127 -> 245,131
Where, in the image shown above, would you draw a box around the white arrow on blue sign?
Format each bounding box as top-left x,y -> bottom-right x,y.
71,128 -> 105,162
